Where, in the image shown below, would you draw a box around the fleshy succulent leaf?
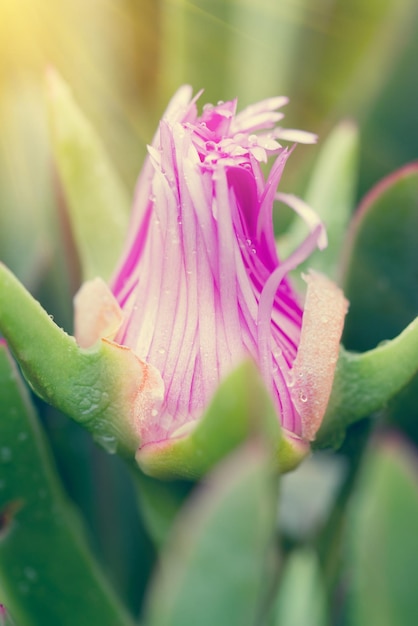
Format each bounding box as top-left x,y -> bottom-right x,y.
0,342 -> 135,626
0,262 -> 148,457
347,437 -> 418,626
46,68 -> 130,281
316,317 -> 418,448
143,441 -> 278,626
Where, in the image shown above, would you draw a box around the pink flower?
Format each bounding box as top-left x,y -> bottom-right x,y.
74,87 -> 347,461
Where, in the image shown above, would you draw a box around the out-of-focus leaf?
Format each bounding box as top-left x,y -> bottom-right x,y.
134,473 -> 194,548
47,68 -> 130,282
341,163 -> 418,439
159,0 -> 233,105
272,549 -> 327,626
296,0 -> 418,126
347,437 -> 418,626
0,81 -> 54,287
136,360 -> 308,480
316,316 -> 418,448
281,120 -> 358,282
227,0 -> 312,103
143,442 -> 278,626
0,342 -> 135,626
342,163 -> 418,350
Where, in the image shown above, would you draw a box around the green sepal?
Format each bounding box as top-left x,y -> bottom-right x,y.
136,360 -> 309,481
347,436 -> 418,626
46,68 -> 130,281
316,316 -> 418,448
0,342 -> 135,626
0,262 -> 140,458
143,442 -> 278,626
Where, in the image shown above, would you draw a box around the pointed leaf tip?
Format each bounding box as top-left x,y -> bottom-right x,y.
46,67 -> 130,281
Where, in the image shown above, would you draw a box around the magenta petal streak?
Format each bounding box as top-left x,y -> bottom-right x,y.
107,88 -> 329,445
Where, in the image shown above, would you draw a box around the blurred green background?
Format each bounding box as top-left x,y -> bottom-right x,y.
1,0 -> 417,304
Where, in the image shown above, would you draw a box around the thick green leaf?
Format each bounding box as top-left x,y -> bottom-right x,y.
272,549 -> 327,626
0,262 -> 144,458
316,317 -> 418,448
47,68 -> 130,281
281,120 -> 358,281
143,442 -> 278,626
347,437 -> 418,626
0,342 -> 135,626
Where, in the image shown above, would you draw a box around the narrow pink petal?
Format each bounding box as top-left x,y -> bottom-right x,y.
276,192 -> 328,250
231,96 -> 289,133
257,228 -> 324,436
275,128 -> 318,144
